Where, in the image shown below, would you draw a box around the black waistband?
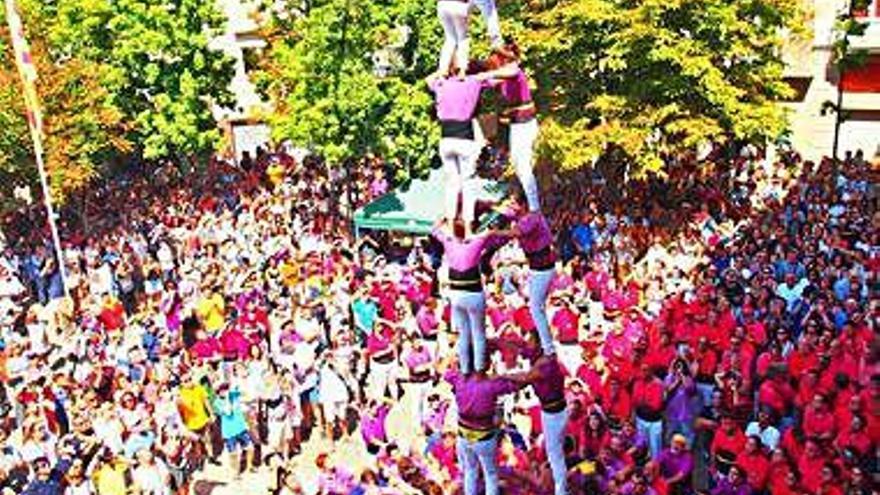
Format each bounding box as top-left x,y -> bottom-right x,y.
458,417 -> 496,432
422,333 -> 438,342
541,397 -> 567,413
527,245 -> 556,271
372,350 -> 395,364
410,370 -> 432,383
636,407 -> 663,422
449,266 -> 482,292
449,266 -> 480,281
441,120 -> 474,139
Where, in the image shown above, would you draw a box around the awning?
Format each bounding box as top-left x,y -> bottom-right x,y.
353,167 -> 508,235
842,56 -> 880,93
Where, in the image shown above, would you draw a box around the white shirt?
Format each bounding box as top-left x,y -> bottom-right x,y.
745,422 -> 780,451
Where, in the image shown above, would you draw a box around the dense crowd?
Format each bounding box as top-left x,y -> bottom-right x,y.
0,144 -> 877,495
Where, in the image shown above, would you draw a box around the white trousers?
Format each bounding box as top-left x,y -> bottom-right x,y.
529,268 -> 556,355
541,408 -> 570,495
437,0 -> 502,73
367,359 -> 395,400
449,289 -> 487,374
440,137 -> 481,223
510,119 -> 540,212
457,434 -> 499,495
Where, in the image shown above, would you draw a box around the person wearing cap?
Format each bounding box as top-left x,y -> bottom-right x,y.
500,187 -> 558,357
443,357 -> 530,495
432,217 -> 507,375
652,434 -> 694,495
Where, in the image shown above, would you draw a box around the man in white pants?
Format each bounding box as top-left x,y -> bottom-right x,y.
431,217 -> 506,374
523,345 -> 569,495
478,43 -> 542,212
427,70 -> 493,230
437,0 -> 503,76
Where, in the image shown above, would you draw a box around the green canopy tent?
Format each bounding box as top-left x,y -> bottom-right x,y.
353,167 -> 507,235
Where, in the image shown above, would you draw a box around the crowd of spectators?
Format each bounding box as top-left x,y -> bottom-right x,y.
0,145 -> 876,495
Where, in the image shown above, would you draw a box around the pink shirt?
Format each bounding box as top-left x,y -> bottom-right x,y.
429,76 -> 489,121
444,369 -> 520,429
500,70 -> 532,105
416,306 -> 438,336
517,213 -> 553,253
432,228 -> 498,272
361,404 -> 391,445
405,347 -> 432,370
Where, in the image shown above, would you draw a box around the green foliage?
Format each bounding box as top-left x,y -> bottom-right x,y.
255,0 -> 449,178
259,0 -> 807,178
48,0 -> 236,162
516,0 -> 807,176
1,2 -> 130,202
0,0 -> 235,205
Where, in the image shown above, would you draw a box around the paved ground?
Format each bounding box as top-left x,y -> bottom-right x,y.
190,386 -> 438,494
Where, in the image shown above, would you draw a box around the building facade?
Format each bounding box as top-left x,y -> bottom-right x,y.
211,0 -> 273,163
786,0 -> 880,162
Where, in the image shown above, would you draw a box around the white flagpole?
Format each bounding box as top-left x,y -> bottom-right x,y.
34,147 -> 70,299
5,0 -> 69,298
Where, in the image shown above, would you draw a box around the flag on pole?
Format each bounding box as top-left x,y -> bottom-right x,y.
4,0 -> 44,156
5,0 -> 70,298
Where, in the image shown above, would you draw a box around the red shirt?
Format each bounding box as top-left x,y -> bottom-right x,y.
552,307 -> 579,343
711,428 -> 746,458
644,345 -> 675,374
632,378 -> 664,416
767,461 -> 794,495
796,452 -> 825,493
835,426 -> 873,455
736,450 -> 770,491
695,348 -> 719,380
599,384 -> 632,422
513,306 -> 535,332
758,379 -> 794,416
802,407 -> 836,440
99,302 -> 125,332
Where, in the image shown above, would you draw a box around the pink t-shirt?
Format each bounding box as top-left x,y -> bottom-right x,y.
429,76 -> 490,121
517,212 -> 553,254
432,228 -> 499,272
499,69 -> 532,105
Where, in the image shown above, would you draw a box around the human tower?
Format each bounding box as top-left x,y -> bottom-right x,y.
427,2 -> 569,494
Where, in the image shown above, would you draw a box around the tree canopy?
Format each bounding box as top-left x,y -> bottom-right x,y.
0,0 -> 235,203
258,0 -> 807,179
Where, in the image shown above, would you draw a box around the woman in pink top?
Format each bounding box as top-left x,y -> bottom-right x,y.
426,70 -> 493,230
480,41 -> 542,212
432,217 -> 506,374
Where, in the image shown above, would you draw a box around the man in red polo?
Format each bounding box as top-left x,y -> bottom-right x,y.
632,363 -> 664,459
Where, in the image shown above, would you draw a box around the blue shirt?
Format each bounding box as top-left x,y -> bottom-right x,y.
571,224 -> 594,253
22,479 -> 62,495
352,298 -> 378,334
833,277 -> 850,302
213,389 -> 249,439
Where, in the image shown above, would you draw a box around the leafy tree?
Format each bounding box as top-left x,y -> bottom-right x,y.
515,0 -> 808,176
1,2 -> 130,202
48,0 -> 236,164
254,0 -> 453,181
